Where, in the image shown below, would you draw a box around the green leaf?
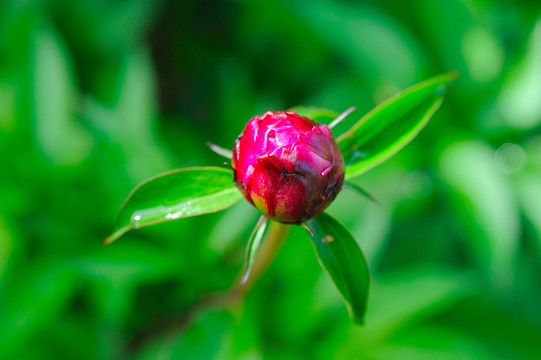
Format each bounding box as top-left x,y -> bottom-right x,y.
105,167 -> 243,244
307,212 -> 370,324
344,181 -> 380,205
288,105 -> 340,124
0,262 -> 75,358
338,72 -> 457,179
240,215 -> 268,285
136,309 -> 237,360
32,24 -> 93,166
439,140 -> 519,283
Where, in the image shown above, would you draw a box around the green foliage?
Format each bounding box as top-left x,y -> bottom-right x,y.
1,0 -> 541,359
240,216 -> 268,285
308,213 -> 370,324
105,167 -> 243,244
339,72 -> 457,179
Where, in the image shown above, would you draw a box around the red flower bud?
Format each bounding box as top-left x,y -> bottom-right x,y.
232,111 -> 345,223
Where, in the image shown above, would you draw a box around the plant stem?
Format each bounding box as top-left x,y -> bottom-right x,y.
124,221 -> 291,356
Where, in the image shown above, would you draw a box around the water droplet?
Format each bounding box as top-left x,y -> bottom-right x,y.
321,167 -> 331,176
134,215 -> 141,221
495,143 -> 526,175
165,210 -> 184,220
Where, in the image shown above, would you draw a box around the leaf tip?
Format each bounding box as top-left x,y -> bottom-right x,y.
103,226 -> 130,245
343,182 -> 380,206
329,106 -> 356,129
102,236 -> 114,245
207,142 -> 233,159
442,70 -> 459,86
448,70 -> 459,80
352,314 -> 366,326
239,269 -> 251,287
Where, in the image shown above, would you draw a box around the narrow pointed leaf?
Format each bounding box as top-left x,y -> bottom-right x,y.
206,142 -> 233,159
345,181 -> 380,205
240,216 -> 268,285
105,167 -> 243,244
307,212 -> 370,324
328,106 -> 356,129
338,72 -> 457,179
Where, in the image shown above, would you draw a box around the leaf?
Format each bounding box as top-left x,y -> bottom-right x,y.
32,24 -> 93,166
338,72 -> 457,179
362,266 -> 476,342
287,0 -> 422,85
206,141 -> 233,159
344,181 -> 380,205
307,212 -> 370,324
136,310 -> 237,360
496,19 -> 541,129
104,167 -> 243,244
240,215 -> 268,285
288,106 -> 340,124
113,48 -> 172,180
0,262 -> 75,358
439,140 -> 519,284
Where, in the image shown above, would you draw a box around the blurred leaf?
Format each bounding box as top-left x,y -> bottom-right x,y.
497,19 -> 541,129
31,23 -> 92,165
255,224 -> 327,339
33,315 -> 99,360
462,26 -> 504,83
99,0 -> 163,49
410,0 -> 476,88
114,47 -> 157,140
56,0 -> 163,53
516,171 -> 541,258
365,266 -> 475,338
288,106 -> 339,124
339,72 -> 457,179
333,266 -> 477,357
0,81 -> 16,133
307,212 -> 369,324
207,201 -> 259,255
0,262 -> 74,358
136,310 -> 236,360
113,47 -> 172,181
373,326 -> 494,360
440,140 -> 520,285
0,216 -> 14,277
217,58 -> 257,142
287,0 -> 424,86
73,243 -> 179,285
105,167 -> 243,244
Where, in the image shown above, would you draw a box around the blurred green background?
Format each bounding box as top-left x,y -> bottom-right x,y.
1,0 -> 541,359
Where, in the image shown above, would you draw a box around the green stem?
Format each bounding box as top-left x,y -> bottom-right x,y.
123,221 -> 291,355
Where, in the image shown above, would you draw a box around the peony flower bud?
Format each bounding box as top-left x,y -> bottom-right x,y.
232,111 -> 345,224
